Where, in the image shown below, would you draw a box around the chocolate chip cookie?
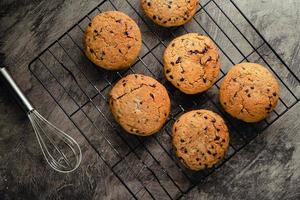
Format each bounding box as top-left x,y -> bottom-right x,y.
83,11 -> 142,70
163,33 -> 220,94
220,63 -> 280,122
172,110 -> 229,171
141,0 -> 199,27
109,74 -> 170,136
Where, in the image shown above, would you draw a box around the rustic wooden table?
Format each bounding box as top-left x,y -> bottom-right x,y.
0,0 -> 299,199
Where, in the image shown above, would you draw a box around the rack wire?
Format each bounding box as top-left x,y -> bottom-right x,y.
28,0 -> 300,199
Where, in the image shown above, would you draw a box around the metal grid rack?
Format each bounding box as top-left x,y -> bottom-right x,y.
28,0 -> 300,199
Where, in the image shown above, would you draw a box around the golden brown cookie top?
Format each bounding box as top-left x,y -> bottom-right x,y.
172,110 -> 229,171
83,11 -> 142,70
141,0 -> 199,27
110,74 -> 170,136
163,33 -> 220,94
220,63 -> 280,122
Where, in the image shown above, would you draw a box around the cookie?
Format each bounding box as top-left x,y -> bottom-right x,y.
163,33 -> 220,94
83,11 -> 142,70
172,110 -> 229,171
141,0 -> 199,27
109,74 -> 170,136
220,63 -> 280,122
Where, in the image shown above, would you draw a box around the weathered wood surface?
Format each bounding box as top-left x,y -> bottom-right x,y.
0,0 -> 300,199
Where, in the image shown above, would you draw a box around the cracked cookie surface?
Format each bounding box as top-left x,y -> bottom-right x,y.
141,0 -> 199,27
163,33 -> 220,94
109,74 -> 170,136
220,63 -> 280,122
172,110 -> 229,171
83,11 -> 142,70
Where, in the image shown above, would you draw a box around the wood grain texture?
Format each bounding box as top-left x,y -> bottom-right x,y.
0,0 -> 300,199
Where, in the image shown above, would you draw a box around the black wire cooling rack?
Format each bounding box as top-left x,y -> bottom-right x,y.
28,0 -> 300,199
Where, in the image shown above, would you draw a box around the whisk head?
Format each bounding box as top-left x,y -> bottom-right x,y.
28,110 -> 82,173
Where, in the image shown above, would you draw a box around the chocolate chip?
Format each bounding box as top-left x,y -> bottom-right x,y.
177,83 -> 180,87
147,2 -> 151,6
170,61 -> 175,66
265,107 -> 271,111
135,74 -> 138,78
180,139 -> 185,143
188,50 -> 200,54
247,94 -> 251,97
149,93 -> 154,99
203,78 -> 207,83
175,127 -> 177,132
196,158 -> 200,161
213,153 -> 217,157
204,116 -> 208,119
183,17 -> 187,20
245,89 -> 249,93
140,101 -> 143,105
181,147 -> 188,153
166,69 -> 171,74
168,5 -> 171,8
94,29 -> 98,33
222,139 -> 225,142
215,136 -> 220,140
207,150 -> 212,155
175,57 -> 182,64
127,44 -> 131,49
119,49 -> 122,53
88,22 -> 92,26
216,128 -> 220,132
169,75 -> 174,79
273,92 -> 277,97
164,113 -> 167,116
123,83 -> 126,87
163,21 -> 167,24
180,78 -> 184,82
110,30 -> 114,33
124,31 -> 129,36
171,43 -> 175,47
224,102 -> 227,105
207,56 -> 212,62
116,19 -> 121,23
251,86 -> 254,89
269,103 -> 272,107
153,15 -> 157,20
168,18 -> 172,21
211,119 -> 216,123
204,126 -> 208,131
90,49 -> 94,53
267,89 -> 270,92
200,47 -> 208,54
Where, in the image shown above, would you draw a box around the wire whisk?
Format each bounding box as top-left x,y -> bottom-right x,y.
0,67 -> 82,173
